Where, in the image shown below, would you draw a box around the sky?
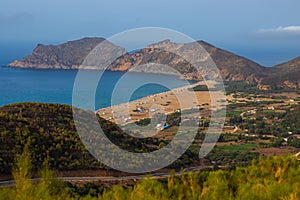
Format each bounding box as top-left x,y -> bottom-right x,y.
0,0 -> 300,66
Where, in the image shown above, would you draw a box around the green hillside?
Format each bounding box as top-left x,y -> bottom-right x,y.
0,102 -> 157,174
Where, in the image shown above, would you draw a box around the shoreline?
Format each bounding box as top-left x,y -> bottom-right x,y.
6,65 -> 199,81
96,81 -> 223,125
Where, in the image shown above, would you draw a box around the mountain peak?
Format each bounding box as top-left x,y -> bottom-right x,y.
8,37 -> 300,89
197,40 -> 216,48
8,37 -> 120,69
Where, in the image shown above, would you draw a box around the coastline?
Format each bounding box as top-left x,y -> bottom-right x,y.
7,64 -> 198,81
96,81 -> 225,125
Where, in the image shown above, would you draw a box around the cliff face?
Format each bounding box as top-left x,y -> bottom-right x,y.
8,37 -> 299,89
9,37 -> 114,69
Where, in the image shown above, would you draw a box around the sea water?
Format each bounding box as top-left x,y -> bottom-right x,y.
0,67 -> 189,110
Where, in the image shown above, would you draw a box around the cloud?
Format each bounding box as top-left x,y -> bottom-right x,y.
256,26 -> 300,37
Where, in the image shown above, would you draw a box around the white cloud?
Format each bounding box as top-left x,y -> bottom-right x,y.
257,26 -> 300,36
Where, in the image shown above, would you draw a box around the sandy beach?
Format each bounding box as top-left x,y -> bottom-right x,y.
96,81 -> 226,125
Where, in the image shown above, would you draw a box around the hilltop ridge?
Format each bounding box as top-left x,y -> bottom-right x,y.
8,37 -> 300,89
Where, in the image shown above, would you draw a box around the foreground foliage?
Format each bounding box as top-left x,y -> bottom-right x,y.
0,148 -> 299,200
98,156 -> 300,200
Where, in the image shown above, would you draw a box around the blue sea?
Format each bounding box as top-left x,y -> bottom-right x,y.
1,42 -> 298,110
0,67 -> 189,110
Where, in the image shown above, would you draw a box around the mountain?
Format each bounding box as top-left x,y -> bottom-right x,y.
8,37 -> 299,89
9,37 -> 125,69
9,38 -> 267,82
261,56 -> 300,89
109,39 -> 267,82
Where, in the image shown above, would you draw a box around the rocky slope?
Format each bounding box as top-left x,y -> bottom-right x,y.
8,37 -> 299,89
9,37 -> 125,69
260,56 -> 300,89
108,39 -> 267,81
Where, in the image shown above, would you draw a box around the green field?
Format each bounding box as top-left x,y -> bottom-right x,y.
216,143 -> 259,152
226,110 -> 243,117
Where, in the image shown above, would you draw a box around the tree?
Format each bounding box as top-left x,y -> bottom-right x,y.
287,136 -> 300,148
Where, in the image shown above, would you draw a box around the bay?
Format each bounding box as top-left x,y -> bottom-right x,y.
0,67 -> 189,110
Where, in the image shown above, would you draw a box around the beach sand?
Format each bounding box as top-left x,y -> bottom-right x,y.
96,81 -> 227,126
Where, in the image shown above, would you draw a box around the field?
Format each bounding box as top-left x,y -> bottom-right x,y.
216,143 -> 259,153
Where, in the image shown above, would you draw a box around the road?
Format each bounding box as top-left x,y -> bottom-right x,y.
0,165 -> 212,188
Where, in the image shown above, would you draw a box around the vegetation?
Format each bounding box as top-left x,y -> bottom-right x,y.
227,100 -> 300,138
0,144 -> 67,200
0,103 -> 159,174
189,84 -> 209,91
0,103 -> 214,174
0,101 -> 299,199
1,147 -> 299,200
284,106 -> 300,133
225,81 -> 259,94
206,143 -> 260,167
288,137 -> 300,148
